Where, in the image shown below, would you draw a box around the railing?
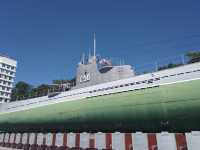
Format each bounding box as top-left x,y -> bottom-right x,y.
134,51 -> 200,75
10,51 -> 200,101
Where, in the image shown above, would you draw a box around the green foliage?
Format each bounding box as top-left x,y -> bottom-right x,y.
158,63 -> 182,71
11,82 -> 50,101
186,51 -> 200,63
11,78 -> 76,101
11,81 -> 32,101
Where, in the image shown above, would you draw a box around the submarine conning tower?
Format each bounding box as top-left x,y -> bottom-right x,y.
74,55 -> 135,89
74,33 -> 135,89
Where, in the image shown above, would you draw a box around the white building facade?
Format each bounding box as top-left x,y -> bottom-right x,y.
0,55 -> 17,103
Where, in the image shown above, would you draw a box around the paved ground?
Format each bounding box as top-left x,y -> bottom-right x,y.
0,147 -> 21,150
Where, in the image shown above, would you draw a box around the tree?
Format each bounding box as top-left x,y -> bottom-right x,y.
158,63 -> 182,71
11,81 -> 32,101
186,51 -> 200,64
36,84 -> 49,96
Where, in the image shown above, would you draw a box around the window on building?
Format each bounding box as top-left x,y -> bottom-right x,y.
7,65 -> 10,69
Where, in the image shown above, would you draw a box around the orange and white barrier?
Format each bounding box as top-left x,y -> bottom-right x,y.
22,133 -> 28,145
55,133 -> 64,147
133,132 -> 148,150
156,132 -> 177,150
80,132 -> 89,148
112,132 -> 125,150
0,133 -> 4,144
4,133 -> 9,144
95,132 -> 105,149
45,133 -> 52,147
9,133 -> 15,144
29,133 -> 36,146
37,133 -> 44,146
15,133 -> 21,145
0,131 -> 195,149
186,131 -> 200,150
67,133 -> 76,148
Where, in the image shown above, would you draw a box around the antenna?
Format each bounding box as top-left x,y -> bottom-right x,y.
82,53 -> 85,64
93,32 -> 96,58
88,48 -> 91,60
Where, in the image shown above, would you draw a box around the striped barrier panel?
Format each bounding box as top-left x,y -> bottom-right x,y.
95,132 -> 105,149
89,133 -> 95,149
148,133 -> 157,150
186,131 -> 200,150
9,133 -> 15,144
22,133 -> 28,145
112,132 -> 125,150
0,133 -> 4,145
55,133 -> 64,148
156,132 -> 177,150
106,133 -> 112,149
37,133 -> 44,146
125,133 -> 133,150
0,132 -> 195,149
133,132 -> 148,150
37,133 -> 46,150
15,133 -> 22,149
4,133 -> 9,146
67,133 -> 76,148
29,133 -> 37,150
46,132 -> 58,149
29,133 -> 35,145
15,133 -> 21,145
175,133 -> 187,150
9,133 -> 15,148
80,132 -> 89,149
22,133 -> 29,150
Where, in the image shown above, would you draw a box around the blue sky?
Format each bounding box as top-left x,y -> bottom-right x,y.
0,0 -> 200,86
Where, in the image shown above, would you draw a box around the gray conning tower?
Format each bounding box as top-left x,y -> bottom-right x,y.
74,33 -> 135,89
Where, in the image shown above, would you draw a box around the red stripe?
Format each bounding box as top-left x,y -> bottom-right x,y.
20,134 -> 22,144
63,133 -> 67,147
106,133 -> 112,149
3,133 -> 5,143
75,133 -> 80,148
148,133 -> 157,150
43,134 -> 46,145
52,133 -> 56,146
89,133 -> 95,148
13,134 -> 16,144
34,133 -> 38,145
27,133 -> 30,145
125,133 -> 132,150
8,133 -> 10,143
175,133 -> 187,150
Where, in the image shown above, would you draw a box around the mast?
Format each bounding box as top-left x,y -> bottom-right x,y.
93,32 -> 96,58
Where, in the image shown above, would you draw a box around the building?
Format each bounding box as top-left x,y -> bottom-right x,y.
0,55 -> 17,103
